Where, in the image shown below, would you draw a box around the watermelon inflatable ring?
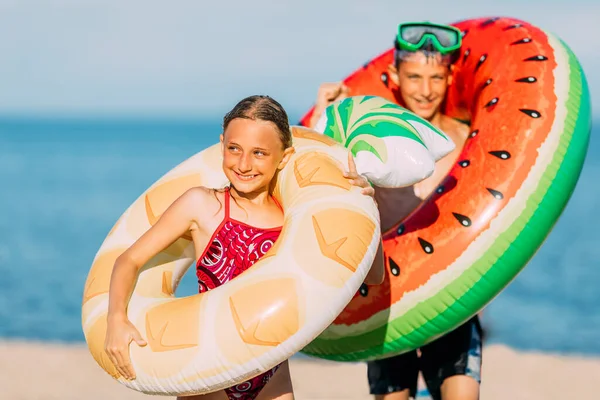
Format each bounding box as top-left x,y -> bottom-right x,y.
299,16 -> 592,361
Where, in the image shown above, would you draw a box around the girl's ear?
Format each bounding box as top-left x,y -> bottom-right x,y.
278,147 -> 296,169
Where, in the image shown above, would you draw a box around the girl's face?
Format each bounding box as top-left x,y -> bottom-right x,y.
221,118 -> 294,195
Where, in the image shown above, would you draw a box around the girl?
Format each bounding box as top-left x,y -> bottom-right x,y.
103,95 -> 380,400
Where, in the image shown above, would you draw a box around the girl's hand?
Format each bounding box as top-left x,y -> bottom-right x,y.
104,314 -> 147,380
344,152 -> 375,197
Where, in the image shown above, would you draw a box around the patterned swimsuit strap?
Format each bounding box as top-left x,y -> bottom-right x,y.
271,194 -> 283,212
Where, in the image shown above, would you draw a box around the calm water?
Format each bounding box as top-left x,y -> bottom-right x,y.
0,117 -> 598,355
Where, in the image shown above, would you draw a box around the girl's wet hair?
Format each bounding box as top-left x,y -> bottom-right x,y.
223,95 -> 292,149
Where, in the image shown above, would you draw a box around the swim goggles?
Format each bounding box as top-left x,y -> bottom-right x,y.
395,22 -> 462,55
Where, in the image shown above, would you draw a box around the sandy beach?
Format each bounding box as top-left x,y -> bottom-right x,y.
1,341 -> 597,400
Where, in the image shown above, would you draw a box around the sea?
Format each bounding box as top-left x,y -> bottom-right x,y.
0,116 -> 599,356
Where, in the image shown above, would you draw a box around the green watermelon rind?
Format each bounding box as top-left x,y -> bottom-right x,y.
300,35 -> 591,361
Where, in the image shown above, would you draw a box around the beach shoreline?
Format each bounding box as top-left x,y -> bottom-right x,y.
1,340 -> 597,399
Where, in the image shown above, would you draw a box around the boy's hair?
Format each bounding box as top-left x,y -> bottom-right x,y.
394,40 -> 459,68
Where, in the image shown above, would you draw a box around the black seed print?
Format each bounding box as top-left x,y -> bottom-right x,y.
461,29 -> 469,38
483,78 -> 493,87
389,258 -> 400,276
396,224 -> 405,235
475,54 -> 487,72
504,23 -> 523,31
485,98 -> 499,108
453,213 -> 472,227
489,150 -> 511,160
458,160 -> 470,168
524,55 -> 548,62
463,48 -> 470,63
520,109 -> 541,118
480,18 -> 499,27
436,185 -> 445,194
512,38 -> 532,45
418,238 -> 434,254
516,76 -> 537,83
470,129 -> 479,138
487,188 -> 504,200
381,72 -> 389,87
359,283 -> 368,297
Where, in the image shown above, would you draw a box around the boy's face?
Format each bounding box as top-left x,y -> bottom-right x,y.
390,51 -> 452,121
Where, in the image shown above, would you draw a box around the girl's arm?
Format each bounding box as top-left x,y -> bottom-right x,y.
105,187 -> 209,380
107,187 -> 207,320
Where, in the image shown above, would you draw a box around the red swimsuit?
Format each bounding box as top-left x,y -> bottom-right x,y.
196,188 -> 282,400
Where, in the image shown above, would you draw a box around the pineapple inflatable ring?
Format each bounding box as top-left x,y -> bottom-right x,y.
81,127 -> 382,396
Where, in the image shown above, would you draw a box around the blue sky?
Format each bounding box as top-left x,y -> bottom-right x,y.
0,0 -> 597,120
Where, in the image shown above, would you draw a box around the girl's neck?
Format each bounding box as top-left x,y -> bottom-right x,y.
229,185 -> 271,206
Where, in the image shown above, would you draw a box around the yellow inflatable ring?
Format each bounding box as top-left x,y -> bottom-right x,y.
81,126 -> 380,396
